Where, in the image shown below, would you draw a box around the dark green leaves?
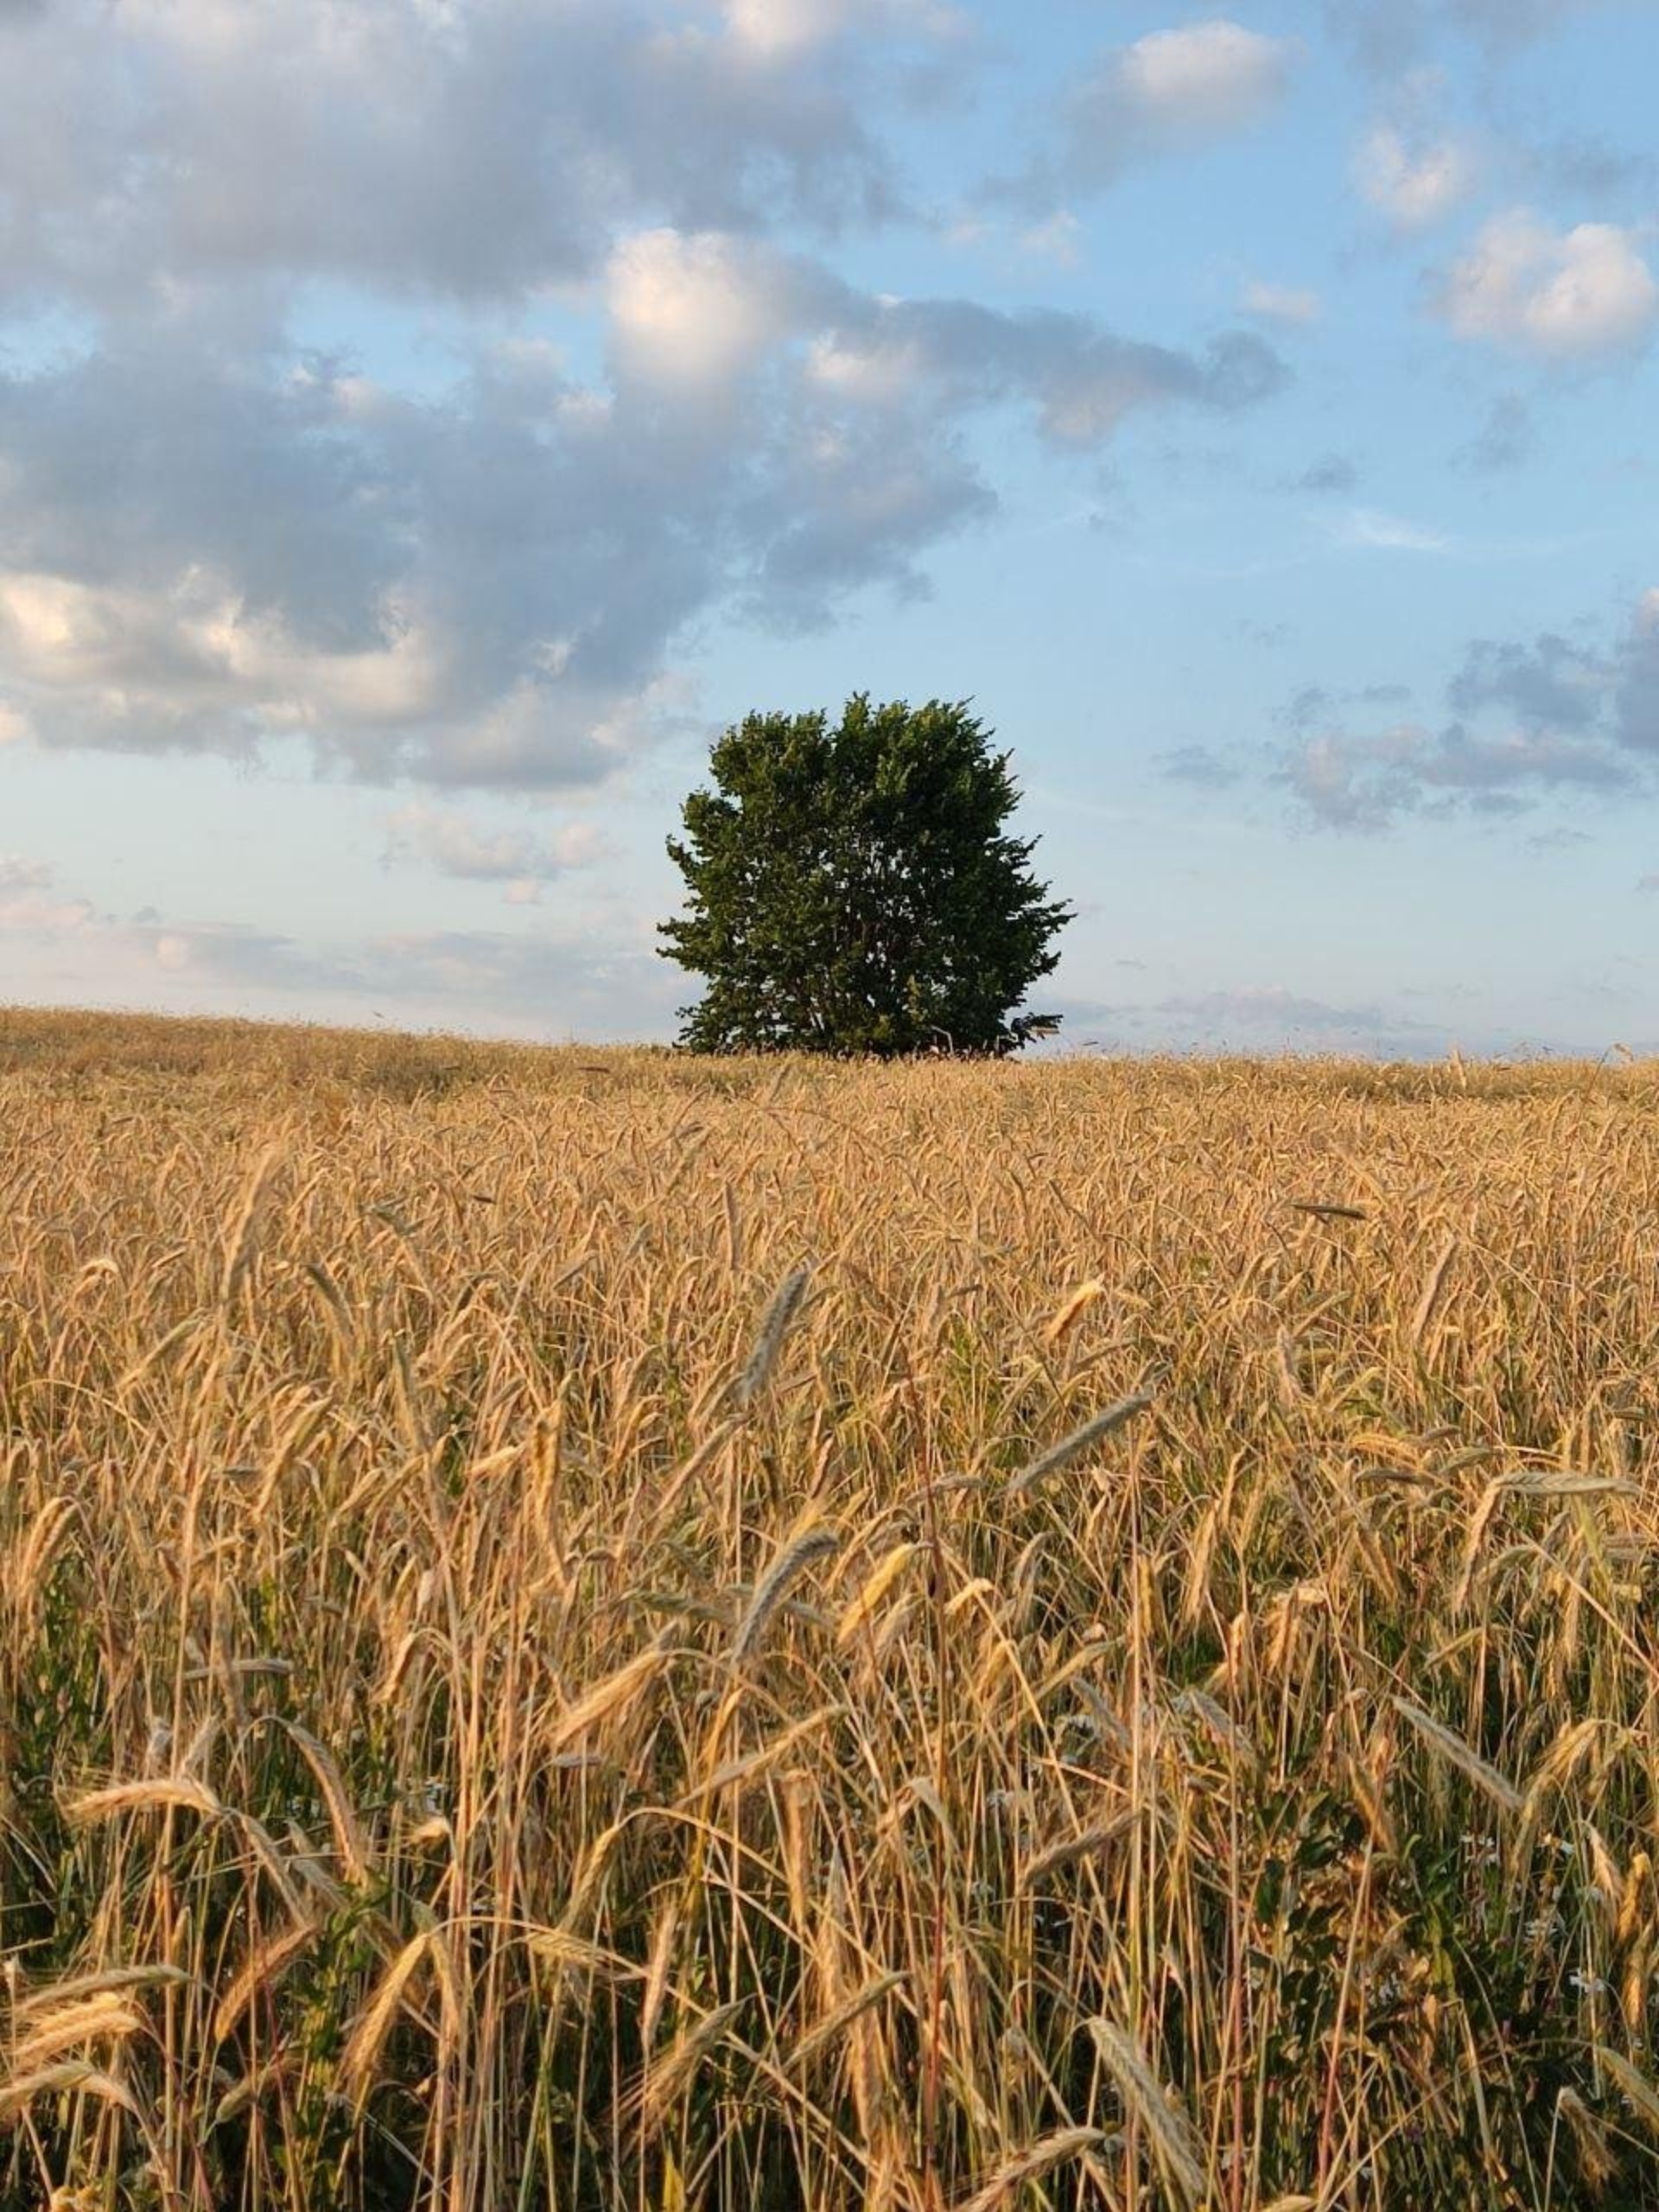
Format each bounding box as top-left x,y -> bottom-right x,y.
659,696 -> 1071,1057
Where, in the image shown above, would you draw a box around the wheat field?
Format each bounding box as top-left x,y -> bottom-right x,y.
4,1007 -> 1659,2210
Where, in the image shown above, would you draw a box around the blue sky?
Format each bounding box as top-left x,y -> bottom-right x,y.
2,0 -> 1656,1054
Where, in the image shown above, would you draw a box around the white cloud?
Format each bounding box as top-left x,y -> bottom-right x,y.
723,0 -> 851,54
1338,507 -> 1449,552
1060,982 -> 1451,1058
1354,122 -> 1476,229
806,329 -> 926,403
1115,22 -> 1292,135
721,0 -> 955,57
1282,719 -> 1633,829
1018,212 -> 1084,268
1436,211 -> 1658,359
1274,589 -> 1659,830
721,0 -> 960,57
0,0 -> 1292,795
0,854 -> 94,933
385,803 -> 607,893
1240,279 -> 1321,326
606,229 -> 817,390
0,240 -> 1287,785
0,878 -> 682,1039
0,0 -> 917,308
1043,19 -> 1296,193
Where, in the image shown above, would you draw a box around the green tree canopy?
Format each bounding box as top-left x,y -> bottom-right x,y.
659,696 -> 1071,1056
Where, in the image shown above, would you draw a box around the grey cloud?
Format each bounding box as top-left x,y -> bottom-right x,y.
1454,392 -> 1533,474
1616,600 -> 1659,751
1159,744 -> 1242,788
1278,594 -> 1659,829
1442,601 -> 1659,759
385,804 -> 605,888
1280,719 -> 1636,830
0,271 -> 1287,785
1282,681 -> 1411,733
1054,983 -> 1451,1058
1526,130 -> 1656,200
829,300 -> 1289,447
0,855 -> 52,893
0,0 -> 1295,795
1330,0 -> 1610,68
0,874 -> 679,1036
995,19 -> 1297,215
1448,632 -> 1607,731
0,0 -> 913,308
1445,0 -> 1611,40
1289,452 -> 1359,493
154,918 -> 679,1036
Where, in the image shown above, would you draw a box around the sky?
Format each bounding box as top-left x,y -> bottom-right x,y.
2,0 -> 1657,1057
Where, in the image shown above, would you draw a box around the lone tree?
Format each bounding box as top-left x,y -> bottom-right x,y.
659,695 -> 1071,1056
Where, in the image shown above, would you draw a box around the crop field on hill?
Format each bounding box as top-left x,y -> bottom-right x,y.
5,1008 -> 1659,2210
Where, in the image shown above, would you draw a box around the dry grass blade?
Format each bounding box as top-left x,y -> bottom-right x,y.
1007,1391 -> 1153,1496
1087,2020 -> 1206,2209
952,2126 -> 1110,2212
1392,1697 -> 1522,1815
731,1524 -> 841,1663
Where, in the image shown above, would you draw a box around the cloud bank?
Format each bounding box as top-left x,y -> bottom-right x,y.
0,3 -> 1289,792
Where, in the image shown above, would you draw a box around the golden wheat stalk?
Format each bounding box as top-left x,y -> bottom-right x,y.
0,2061 -> 139,2120
550,1646 -> 670,1753
1087,2020 -> 1206,2209
730,1524 -> 841,1663
10,1996 -> 143,2072
1392,1697 -> 1522,1815
636,1999 -> 744,2129
219,1139 -> 286,1306
64,1777 -> 224,1825
952,2126 -> 1109,2212
337,1933 -> 433,2101
1007,1391 -> 1153,1496
1594,2045 -> 1659,2135
732,1265 -> 811,1408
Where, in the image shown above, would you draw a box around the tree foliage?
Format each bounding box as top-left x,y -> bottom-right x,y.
659,695 -> 1071,1056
